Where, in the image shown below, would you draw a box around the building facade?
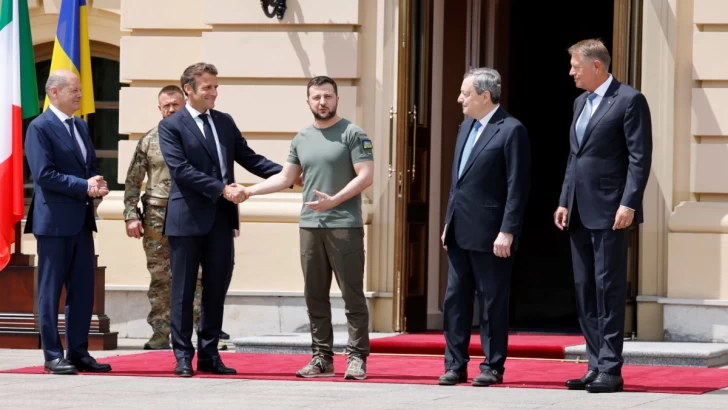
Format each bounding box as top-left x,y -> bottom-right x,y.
17,0 -> 728,343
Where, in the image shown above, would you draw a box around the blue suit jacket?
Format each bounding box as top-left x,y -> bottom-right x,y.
444,107 -> 531,252
158,107 -> 282,236
559,79 -> 653,230
24,109 -> 99,236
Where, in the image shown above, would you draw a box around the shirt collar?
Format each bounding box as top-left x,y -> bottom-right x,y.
186,103 -> 209,119
48,104 -> 72,123
477,104 -> 500,128
592,74 -> 613,98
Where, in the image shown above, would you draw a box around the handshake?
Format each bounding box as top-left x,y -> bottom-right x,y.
222,183 -> 251,204
88,175 -> 110,198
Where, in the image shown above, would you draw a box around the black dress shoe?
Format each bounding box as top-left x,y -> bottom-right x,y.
219,331 -> 231,340
565,370 -> 598,390
197,357 -> 236,375
472,369 -> 504,386
70,356 -> 112,373
438,369 -> 467,385
175,358 -> 194,377
44,358 -> 77,375
586,373 -> 624,393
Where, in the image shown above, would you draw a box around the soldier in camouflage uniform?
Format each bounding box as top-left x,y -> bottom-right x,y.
123,86 -> 213,350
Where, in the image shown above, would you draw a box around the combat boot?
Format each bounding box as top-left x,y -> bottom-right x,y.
143,331 -> 171,350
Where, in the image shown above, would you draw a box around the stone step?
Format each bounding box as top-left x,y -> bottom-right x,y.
565,341 -> 728,368
233,332 -> 397,355
234,333 -> 728,368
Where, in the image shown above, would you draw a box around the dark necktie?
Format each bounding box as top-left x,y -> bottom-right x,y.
199,114 -> 223,182
65,118 -> 87,163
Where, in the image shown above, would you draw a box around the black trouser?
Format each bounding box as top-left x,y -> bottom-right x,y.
169,201 -> 234,361
443,221 -> 512,374
569,200 -> 628,375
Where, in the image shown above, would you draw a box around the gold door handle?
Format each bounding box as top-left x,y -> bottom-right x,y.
410,105 -> 417,182
388,106 -> 394,178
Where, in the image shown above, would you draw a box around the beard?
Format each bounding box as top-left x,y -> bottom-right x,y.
311,105 -> 337,120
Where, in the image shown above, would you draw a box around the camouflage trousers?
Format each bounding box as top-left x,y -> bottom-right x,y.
143,206 -> 202,336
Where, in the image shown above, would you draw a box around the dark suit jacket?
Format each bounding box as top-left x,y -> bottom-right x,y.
24,109 -> 99,236
559,78 -> 653,230
158,107 -> 281,236
444,107 -> 531,252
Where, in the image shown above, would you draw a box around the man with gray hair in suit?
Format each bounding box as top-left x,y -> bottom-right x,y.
438,67 -> 530,386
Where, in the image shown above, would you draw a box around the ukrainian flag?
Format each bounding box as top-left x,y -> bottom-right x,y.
43,0 -> 94,116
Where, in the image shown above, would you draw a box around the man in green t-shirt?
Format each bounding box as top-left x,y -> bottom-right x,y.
246,76 -> 374,380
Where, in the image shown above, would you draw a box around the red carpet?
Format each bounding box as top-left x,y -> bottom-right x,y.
370,332 -> 586,359
3,351 -> 728,394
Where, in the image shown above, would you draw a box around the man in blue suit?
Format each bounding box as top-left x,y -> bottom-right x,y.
438,68 -> 530,386
159,62 -> 282,377
25,69 -> 112,375
555,39 -> 652,393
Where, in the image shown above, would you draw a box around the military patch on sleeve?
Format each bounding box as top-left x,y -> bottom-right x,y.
362,139 -> 373,150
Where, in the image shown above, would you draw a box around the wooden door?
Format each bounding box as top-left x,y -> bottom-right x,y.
393,0 -> 433,332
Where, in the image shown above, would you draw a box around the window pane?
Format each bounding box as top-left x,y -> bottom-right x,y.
91,57 -> 123,102
86,109 -> 128,150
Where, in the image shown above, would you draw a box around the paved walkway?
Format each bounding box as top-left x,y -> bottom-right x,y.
0,339 -> 726,409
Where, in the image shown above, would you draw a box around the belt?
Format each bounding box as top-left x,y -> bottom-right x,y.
144,228 -> 167,245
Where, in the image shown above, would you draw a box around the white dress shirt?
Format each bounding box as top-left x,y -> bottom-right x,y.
48,104 -> 91,193
473,104 -> 501,144
575,74 -> 613,127
48,104 -> 87,161
185,104 -> 228,183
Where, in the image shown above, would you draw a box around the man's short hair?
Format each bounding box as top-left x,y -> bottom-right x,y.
307,76 -> 338,97
158,85 -> 184,98
568,39 -> 611,70
180,62 -> 218,96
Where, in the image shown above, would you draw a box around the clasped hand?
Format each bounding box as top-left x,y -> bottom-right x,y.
223,183 -> 249,204
88,175 -> 109,198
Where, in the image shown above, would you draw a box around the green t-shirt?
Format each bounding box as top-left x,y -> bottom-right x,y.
287,118 -> 373,228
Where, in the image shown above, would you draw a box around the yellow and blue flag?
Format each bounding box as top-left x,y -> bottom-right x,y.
43,0 -> 94,116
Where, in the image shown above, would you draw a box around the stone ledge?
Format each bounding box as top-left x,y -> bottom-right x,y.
105,285 -> 392,298
636,296 -> 728,307
668,201 -> 728,233
565,341 -> 728,367
232,332 -> 397,355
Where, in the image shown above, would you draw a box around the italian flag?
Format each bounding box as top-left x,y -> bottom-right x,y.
0,0 -> 38,270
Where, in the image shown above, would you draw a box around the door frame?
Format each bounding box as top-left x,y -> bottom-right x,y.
392,0 -> 434,332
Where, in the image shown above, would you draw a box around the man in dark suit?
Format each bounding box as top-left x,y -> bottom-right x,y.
438,67 -> 530,387
25,69 -> 112,375
555,39 -> 652,393
158,62 -> 282,377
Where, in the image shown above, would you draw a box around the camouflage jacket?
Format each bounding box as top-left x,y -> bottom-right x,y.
123,126 -> 172,220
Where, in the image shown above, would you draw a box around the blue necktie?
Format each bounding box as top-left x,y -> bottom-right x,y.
575,93 -> 598,145
458,121 -> 482,178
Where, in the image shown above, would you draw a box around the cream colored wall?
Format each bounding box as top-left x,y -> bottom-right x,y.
24,0 -> 396,330
101,0 -> 398,312
639,0 -> 728,339
666,0 -> 728,299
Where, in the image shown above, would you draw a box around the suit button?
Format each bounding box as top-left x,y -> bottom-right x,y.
213,167 -> 217,173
